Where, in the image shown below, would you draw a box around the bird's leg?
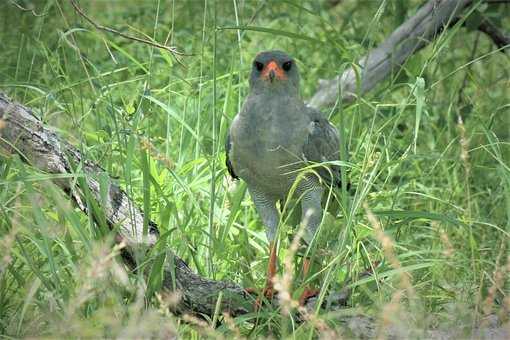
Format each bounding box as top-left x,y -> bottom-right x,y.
299,256 -> 320,305
263,241 -> 278,299
245,241 -> 278,307
298,186 -> 323,305
302,256 -> 311,279
246,188 -> 279,305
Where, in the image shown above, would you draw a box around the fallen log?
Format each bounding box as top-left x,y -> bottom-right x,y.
0,92 -> 252,317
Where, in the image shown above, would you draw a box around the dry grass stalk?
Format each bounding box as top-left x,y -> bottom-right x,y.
364,202 -> 416,337
298,308 -> 340,340
156,291 -> 183,315
140,137 -> 175,170
433,222 -> 454,258
273,228 -> 301,315
457,114 -> 473,217
482,253 -> 509,325
181,313 -> 222,339
222,312 -> 244,339
274,208 -> 339,337
69,241 -> 127,314
273,208 -> 313,316
364,203 -> 414,295
0,226 -> 17,274
457,114 -> 471,177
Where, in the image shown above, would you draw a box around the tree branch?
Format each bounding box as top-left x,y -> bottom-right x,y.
478,17 -> 510,52
309,0 -> 474,108
69,0 -> 188,65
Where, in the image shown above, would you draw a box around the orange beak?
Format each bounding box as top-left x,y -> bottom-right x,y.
261,60 -> 287,82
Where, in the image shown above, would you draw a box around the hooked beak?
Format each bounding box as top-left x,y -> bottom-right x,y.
262,60 -> 286,82
268,70 -> 276,82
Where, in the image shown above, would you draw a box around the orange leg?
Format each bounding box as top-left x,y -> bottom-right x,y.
299,257 -> 319,305
263,241 -> 277,299
302,257 -> 312,278
245,241 -> 278,309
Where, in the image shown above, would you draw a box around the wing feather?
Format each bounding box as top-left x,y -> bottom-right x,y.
302,108 -> 342,187
225,131 -> 239,180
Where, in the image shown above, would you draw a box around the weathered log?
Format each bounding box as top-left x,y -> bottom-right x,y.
0,92 -> 251,317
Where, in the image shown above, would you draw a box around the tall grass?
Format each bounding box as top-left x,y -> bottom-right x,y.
0,0 -> 509,338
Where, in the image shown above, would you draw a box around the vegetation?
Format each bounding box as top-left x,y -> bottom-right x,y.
0,0 -> 508,338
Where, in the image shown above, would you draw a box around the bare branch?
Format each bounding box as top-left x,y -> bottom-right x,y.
69,0 -> 188,64
478,17 -> 510,53
9,0 -> 47,16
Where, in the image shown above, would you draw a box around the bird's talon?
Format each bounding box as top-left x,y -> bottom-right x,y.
299,288 -> 320,306
262,286 -> 275,300
244,287 -> 258,295
246,286 -> 276,310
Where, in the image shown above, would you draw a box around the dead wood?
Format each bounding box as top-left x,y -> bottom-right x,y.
308,0 -> 509,108
0,93 -> 251,317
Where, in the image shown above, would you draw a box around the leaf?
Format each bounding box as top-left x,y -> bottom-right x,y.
413,77 -> 425,154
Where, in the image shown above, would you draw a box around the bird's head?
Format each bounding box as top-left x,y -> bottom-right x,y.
249,50 -> 299,96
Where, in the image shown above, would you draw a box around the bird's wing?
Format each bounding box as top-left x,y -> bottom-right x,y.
225,130 -> 239,180
302,107 -> 342,187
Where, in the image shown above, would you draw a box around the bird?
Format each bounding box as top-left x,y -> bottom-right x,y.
225,50 -> 343,305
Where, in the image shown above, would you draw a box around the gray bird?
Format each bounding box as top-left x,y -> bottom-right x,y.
226,50 -> 342,304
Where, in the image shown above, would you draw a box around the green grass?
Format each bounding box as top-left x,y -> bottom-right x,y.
1,0 -> 509,338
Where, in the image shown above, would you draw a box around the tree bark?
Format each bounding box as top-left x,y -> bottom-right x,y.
309,0 -> 472,108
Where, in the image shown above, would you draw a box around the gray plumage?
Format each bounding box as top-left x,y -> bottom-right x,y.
226,50 -> 342,243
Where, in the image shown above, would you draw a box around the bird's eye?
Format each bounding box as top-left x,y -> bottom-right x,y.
282,61 -> 292,71
254,61 -> 264,71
